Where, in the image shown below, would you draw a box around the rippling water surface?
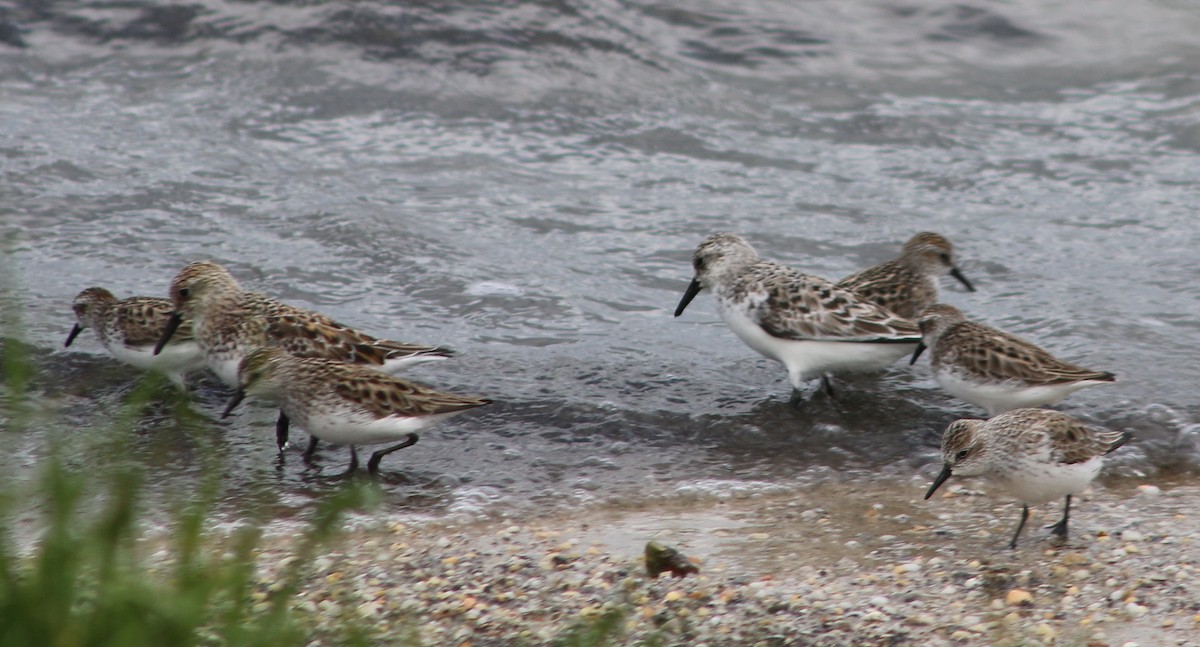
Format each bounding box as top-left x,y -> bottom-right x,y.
3,0 -> 1200,522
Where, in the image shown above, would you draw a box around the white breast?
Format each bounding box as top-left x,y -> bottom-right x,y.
994,457 -> 1103,505
717,298 -> 914,386
935,369 -> 1106,415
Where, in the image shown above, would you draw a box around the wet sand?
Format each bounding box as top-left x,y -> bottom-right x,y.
262,474 -> 1200,646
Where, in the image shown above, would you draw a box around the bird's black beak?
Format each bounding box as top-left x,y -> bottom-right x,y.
674,278 -> 702,317
909,341 -> 927,365
275,412 -> 290,452
950,267 -> 975,292
153,312 -> 183,355
924,463 -> 953,500
64,323 -> 84,348
221,389 -> 246,419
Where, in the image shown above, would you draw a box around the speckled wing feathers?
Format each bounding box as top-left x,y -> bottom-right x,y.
1046,419 -> 1125,465
114,297 -> 194,346
745,264 -> 920,342
333,372 -> 492,419
992,410 -> 1126,466
937,323 -> 1115,385
251,294 -> 445,365
837,262 -> 931,320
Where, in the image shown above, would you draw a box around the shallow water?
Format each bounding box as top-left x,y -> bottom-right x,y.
2,0 -> 1200,522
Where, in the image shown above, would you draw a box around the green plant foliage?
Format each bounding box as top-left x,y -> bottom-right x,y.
0,270 -> 380,647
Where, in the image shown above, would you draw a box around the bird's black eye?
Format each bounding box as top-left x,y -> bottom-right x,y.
939,253 -> 952,264
955,449 -> 969,460
694,257 -> 706,272
179,287 -> 191,299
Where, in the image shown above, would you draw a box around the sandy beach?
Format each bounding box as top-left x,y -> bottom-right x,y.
258,475 -> 1200,646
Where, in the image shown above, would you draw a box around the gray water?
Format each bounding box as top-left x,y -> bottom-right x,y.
3,0 -> 1200,522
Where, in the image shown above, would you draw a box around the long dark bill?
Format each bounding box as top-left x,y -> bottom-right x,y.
673,277 -> 703,317
221,389 -> 246,419
924,463 -> 953,500
950,267 -> 976,292
64,324 -> 84,347
153,312 -> 184,355
909,341 -> 927,365
275,412 -> 290,452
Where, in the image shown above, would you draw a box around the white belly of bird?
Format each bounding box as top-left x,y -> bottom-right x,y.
108,339 -> 204,374
935,369 -> 1103,415
994,457 -> 1103,505
302,409 -> 462,446
719,304 -> 915,386
207,354 -> 245,388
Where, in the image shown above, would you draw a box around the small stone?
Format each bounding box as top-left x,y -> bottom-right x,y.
1124,603 -> 1148,617
1137,485 -> 1162,497
1120,530 -> 1145,542
1005,589 -> 1034,606
1036,623 -> 1057,639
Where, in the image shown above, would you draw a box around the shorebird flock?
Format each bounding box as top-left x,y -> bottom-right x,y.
66,232 -> 1129,548
674,232 -> 1128,548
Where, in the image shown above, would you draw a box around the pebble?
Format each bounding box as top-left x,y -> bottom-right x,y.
1120,529 -> 1145,542
1003,592 -> 1032,607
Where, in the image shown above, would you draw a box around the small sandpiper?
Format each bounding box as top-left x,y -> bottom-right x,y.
223,347 -> 492,476
911,303 -> 1116,415
837,232 -> 975,320
925,408 -> 1130,549
67,287 -> 206,390
674,233 -> 921,401
154,260 -> 454,451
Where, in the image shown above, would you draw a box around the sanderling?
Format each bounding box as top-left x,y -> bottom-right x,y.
674,233 -> 921,401
911,304 -> 1115,415
66,287 -> 206,390
222,347 -> 491,476
837,232 -> 975,320
925,408 -> 1129,548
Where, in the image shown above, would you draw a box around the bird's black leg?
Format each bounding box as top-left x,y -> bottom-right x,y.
347,445 -> 360,474
302,435 -> 320,466
821,375 -> 835,397
275,412 -> 290,452
1009,504 -> 1031,549
788,388 -> 806,407
1049,495 -> 1072,539
367,433 -> 420,476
